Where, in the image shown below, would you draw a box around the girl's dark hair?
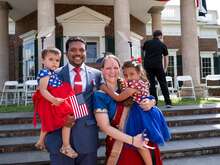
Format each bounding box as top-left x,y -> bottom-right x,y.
101,54 -> 121,68
65,36 -> 86,52
122,60 -> 148,81
41,47 -> 61,59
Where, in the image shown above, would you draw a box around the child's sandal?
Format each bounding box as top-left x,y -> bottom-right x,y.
60,146 -> 78,159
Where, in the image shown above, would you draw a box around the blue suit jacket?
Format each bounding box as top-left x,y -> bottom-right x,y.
45,64 -> 103,164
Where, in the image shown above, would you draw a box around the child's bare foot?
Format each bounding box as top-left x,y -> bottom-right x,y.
60,145 -> 78,158
35,142 -> 45,150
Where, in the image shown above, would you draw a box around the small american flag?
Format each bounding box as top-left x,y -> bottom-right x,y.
67,94 -> 89,119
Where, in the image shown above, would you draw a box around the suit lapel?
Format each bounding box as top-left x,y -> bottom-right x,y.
84,65 -> 91,92
62,65 -> 71,84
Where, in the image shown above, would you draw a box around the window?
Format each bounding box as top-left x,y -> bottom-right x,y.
167,49 -> 177,78
23,41 -> 35,80
200,52 -> 214,79
167,56 -> 175,77
86,42 -> 97,63
130,32 -> 143,59
19,30 -> 37,81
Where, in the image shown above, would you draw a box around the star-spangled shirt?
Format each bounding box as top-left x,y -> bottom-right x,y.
37,69 -> 62,87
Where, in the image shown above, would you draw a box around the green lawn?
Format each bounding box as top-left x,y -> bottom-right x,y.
158,97 -> 220,106
0,104 -> 33,113
0,97 -> 220,113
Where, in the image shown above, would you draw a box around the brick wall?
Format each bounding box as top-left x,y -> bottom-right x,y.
199,38 -> 218,51
9,35 -> 22,81
142,35 -> 218,53
16,11 -> 37,36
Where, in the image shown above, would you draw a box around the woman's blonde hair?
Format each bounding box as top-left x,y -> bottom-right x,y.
101,54 -> 121,68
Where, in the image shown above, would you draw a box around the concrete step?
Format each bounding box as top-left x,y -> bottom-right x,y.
160,137 -> 220,159
170,124 -> 220,140
163,154 -> 220,165
0,134 -> 106,153
162,104 -> 220,117
166,113 -> 220,127
0,151 -> 49,165
0,124 -> 40,137
0,112 -> 34,125
0,136 -> 38,153
1,105 -> 220,125
0,145 -> 105,165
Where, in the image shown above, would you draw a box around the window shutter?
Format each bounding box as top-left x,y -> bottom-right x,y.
105,36 -> 115,54
18,45 -> 23,83
34,39 -> 38,78
56,36 -> 64,66
214,55 -> 220,74
177,55 -> 182,76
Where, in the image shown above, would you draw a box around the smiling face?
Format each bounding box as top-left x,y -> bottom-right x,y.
66,41 -> 86,67
102,57 -> 120,85
123,67 -> 141,81
42,52 -> 61,71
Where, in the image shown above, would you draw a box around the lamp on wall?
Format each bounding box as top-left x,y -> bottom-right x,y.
37,26 -> 55,49
128,41 -> 133,60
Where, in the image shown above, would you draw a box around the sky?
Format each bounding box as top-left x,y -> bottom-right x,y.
166,0 -> 220,24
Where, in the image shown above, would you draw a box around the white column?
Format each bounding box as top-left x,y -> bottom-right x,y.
114,0 -> 131,62
37,0 -> 55,68
0,2 -> 11,89
99,36 -> 105,58
148,6 -> 163,32
180,0 -> 200,86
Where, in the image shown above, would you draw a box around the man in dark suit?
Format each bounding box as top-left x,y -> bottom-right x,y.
143,30 -> 172,108
45,37 -> 103,165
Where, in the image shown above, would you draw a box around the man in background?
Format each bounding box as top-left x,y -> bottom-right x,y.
143,30 -> 172,108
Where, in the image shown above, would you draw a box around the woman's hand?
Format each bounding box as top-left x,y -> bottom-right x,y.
133,134 -> 155,150
133,134 -> 149,150
139,99 -> 155,111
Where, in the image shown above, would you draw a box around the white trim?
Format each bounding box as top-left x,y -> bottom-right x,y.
57,6 -> 111,64
130,32 -> 143,58
168,49 -> 178,84
56,6 -> 111,25
19,30 -> 37,42
130,32 -> 143,40
200,51 -> 215,79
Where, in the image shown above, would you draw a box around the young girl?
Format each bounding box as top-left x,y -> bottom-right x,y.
32,48 -> 78,158
104,60 -> 171,165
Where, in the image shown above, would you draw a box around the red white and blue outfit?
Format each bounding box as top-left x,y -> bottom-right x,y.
33,69 -> 74,132
125,79 -> 171,145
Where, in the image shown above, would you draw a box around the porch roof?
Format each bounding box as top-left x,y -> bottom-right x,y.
5,0 -> 167,23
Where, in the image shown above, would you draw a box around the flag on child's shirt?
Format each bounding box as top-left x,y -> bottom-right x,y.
67,94 -> 89,119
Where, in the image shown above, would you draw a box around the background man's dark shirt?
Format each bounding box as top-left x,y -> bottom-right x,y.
143,38 -> 168,69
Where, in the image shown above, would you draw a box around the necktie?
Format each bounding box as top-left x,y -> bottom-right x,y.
73,67 -> 82,94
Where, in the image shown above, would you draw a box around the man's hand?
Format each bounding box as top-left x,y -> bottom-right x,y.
64,115 -> 75,128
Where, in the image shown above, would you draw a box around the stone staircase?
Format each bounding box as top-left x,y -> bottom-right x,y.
162,104 -> 220,165
0,104 -> 220,165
